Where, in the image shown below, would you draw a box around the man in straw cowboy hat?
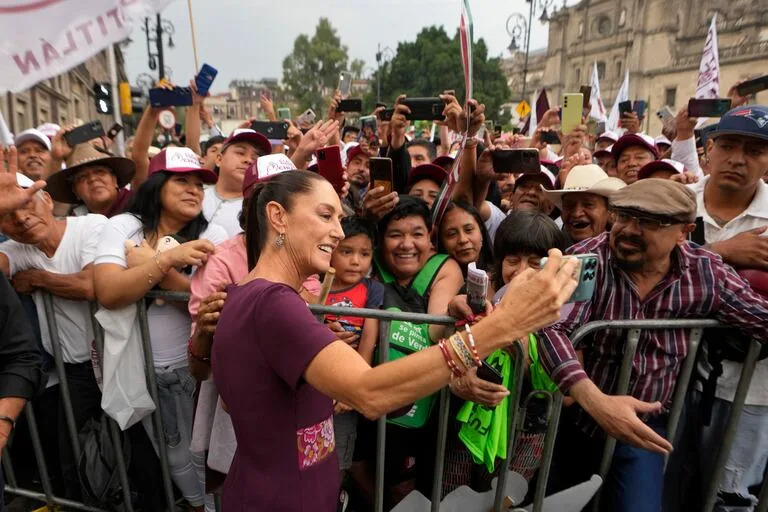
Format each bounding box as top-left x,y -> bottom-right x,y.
543,164 -> 626,243
45,132 -> 137,218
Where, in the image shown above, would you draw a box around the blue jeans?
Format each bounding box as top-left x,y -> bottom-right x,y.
548,410 -> 667,512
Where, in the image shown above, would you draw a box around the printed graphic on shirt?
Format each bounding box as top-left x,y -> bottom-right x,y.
296,415 -> 335,470
325,282 -> 369,335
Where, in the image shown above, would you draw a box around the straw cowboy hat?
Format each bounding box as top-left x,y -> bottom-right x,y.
543,164 -> 626,209
46,144 -> 135,204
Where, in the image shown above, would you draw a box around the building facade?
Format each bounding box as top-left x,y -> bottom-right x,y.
1,46 -> 129,135
503,0 -> 768,133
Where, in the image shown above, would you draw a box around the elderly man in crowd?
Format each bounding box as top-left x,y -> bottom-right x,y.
544,164 -> 626,243
0,163 -> 45,512
539,179 -> 768,512
0,153 -> 108,501
665,105 -> 768,512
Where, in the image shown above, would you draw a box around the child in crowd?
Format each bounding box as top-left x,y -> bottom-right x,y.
323,216 -> 385,484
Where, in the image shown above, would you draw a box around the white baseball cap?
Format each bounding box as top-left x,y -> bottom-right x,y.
14,128 -> 51,151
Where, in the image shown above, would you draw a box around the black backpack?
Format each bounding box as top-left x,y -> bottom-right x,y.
690,218 -> 768,425
78,413 -> 132,510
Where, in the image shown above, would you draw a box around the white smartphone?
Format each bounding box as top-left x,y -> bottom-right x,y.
297,108 -> 316,126
339,71 -> 353,97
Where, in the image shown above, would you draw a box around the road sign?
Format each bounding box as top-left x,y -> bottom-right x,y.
515,100 -> 531,118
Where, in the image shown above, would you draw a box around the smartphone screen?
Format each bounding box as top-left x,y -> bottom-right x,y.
687,98 -> 732,118
370,157 -> 393,194
358,115 -> 379,146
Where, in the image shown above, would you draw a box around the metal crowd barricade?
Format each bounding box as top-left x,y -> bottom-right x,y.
552,318 -> 767,512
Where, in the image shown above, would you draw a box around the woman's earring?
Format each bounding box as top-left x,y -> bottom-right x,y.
274,232 -> 286,248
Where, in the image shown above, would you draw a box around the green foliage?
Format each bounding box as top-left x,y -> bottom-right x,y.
364,26 -> 511,122
282,18 -> 349,112
350,59 -> 366,79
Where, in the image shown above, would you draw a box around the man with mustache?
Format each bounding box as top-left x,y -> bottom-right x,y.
538,179 -> 768,512
14,129 -> 52,181
668,105 -> 768,511
612,133 -> 658,185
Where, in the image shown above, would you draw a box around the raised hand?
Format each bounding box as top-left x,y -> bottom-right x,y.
0,145 -> 46,214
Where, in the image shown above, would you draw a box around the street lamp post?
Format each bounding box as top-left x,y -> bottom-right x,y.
143,14 -> 176,81
506,0 -> 555,104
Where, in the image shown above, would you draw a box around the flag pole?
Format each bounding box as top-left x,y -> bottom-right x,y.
187,0 -> 200,70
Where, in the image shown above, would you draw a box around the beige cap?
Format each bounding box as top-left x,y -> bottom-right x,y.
543,164 -> 626,209
610,178 -> 697,223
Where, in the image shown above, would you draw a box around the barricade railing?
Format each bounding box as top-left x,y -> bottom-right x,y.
4,291 -> 764,512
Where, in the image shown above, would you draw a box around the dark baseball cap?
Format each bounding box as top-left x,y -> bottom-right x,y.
706,105 -> 768,141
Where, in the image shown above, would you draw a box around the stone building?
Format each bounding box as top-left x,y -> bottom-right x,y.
503,0 -> 768,134
1,46 -> 129,135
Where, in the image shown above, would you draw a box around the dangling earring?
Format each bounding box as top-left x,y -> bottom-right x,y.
274,232 -> 286,248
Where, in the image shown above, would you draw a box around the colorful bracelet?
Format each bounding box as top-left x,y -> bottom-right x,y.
463,324 -> 482,367
449,332 -> 477,371
187,337 -> 211,364
438,339 -> 464,378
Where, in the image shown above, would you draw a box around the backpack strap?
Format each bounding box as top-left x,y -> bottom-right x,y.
410,254 -> 450,296
374,255 -> 396,284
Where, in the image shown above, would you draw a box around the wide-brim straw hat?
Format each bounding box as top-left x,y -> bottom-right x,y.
542,164 -> 626,209
46,143 -> 135,203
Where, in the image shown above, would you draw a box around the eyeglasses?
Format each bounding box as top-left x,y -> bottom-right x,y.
610,210 -> 676,231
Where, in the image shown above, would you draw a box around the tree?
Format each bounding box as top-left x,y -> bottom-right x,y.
282,18 -> 349,112
364,26 -> 511,121
350,59 -> 366,80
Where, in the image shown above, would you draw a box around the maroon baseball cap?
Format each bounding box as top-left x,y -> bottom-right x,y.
637,158 -> 685,180
242,154 -> 297,197
345,143 -> 366,166
593,145 -> 613,158
408,163 -> 448,188
611,133 -> 659,161
222,128 -> 272,156
432,155 -> 455,170
515,167 -> 556,191
149,147 -> 218,183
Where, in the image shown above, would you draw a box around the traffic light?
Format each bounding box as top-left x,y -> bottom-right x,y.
93,82 -> 113,115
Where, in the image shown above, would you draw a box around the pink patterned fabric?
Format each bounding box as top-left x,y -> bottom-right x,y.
296,415 -> 336,470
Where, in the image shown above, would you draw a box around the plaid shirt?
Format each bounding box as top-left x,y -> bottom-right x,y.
539,233 -> 768,436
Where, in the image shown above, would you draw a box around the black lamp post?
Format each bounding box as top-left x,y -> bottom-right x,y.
143,14 -> 175,81
506,0 -> 555,103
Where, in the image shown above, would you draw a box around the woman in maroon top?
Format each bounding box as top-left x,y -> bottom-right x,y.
211,170 -> 580,511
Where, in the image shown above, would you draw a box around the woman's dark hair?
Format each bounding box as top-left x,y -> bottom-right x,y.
341,216 -> 376,244
377,194 -> 432,243
245,170 -> 326,270
237,194 -> 252,231
492,211 -> 569,290
127,171 -> 209,242
436,200 -> 494,274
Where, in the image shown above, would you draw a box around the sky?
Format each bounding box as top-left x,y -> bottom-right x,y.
123,0 -> 567,94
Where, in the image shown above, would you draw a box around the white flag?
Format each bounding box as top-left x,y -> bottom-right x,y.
607,71 -> 630,132
0,109 -> 13,146
590,62 -> 607,123
0,0 -> 175,93
527,90 -> 538,137
695,14 -> 720,100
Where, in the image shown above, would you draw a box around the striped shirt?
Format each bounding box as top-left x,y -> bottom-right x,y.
539,232 -> 768,436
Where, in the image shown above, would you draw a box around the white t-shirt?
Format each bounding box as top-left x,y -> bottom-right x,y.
484,200 -> 507,242
203,185 -> 243,238
94,213 -> 228,368
0,214 -> 108,364
690,176 -> 768,405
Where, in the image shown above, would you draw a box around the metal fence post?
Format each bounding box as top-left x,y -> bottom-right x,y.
374,319 -> 390,512
493,342 -> 526,512
702,339 -> 761,512
135,301 -> 176,512
533,391 -> 563,512
42,292 -> 81,459
2,447 -> 17,488
664,328 -> 703,470
592,328 -> 641,512
90,303 -> 135,512
430,387 -> 451,511
21,403 -> 56,507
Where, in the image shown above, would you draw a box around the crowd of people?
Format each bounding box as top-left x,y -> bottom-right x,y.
0,70 -> 767,512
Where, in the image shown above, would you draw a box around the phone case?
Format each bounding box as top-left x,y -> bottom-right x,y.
633,100 -> 647,119
737,75 -> 768,96
64,121 -> 105,146
687,99 -> 732,118
477,360 -> 504,385
316,146 -> 345,193
491,149 -> 540,174
297,109 -> 316,126
540,254 -> 599,303
618,100 -> 632,116
277,108 -> 291,120
402,98 -> 445,121
561,93 -> 584,134
149,87 -> 193,107
250,121 -> 289,140
337,99 -> 362,113
370,157 -> 393,194
339,71 -> 353,96
195,64 -> 218,96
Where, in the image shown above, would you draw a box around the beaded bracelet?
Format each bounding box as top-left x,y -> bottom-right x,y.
449,332 -> 477,371
463,324 -> 482,367
438,339 -> 464,378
